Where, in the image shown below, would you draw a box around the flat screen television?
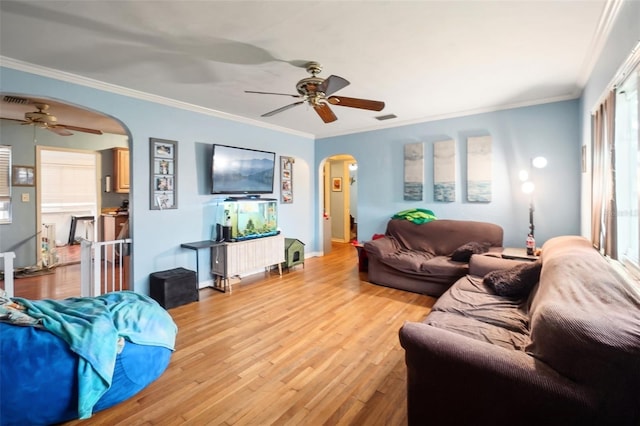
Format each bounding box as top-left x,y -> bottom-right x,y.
211,144 -> 276,195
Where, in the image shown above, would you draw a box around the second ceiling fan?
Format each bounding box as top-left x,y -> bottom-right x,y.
246,62 -> 385,123
1,99 -> 103,136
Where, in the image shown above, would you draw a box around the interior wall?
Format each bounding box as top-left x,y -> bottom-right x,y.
0,67 -> 316,294
316,99 -> 581,249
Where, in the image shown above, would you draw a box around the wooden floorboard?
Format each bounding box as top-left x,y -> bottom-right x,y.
10,242 -> 436,425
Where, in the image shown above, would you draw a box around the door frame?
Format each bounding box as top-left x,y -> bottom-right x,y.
322,154 -> 356,245
36,146 -> 101,266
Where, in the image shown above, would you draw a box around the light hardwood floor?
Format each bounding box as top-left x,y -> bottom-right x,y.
14,242 -> 436,425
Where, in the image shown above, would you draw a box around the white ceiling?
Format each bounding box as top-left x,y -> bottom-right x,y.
0,0 -> 617,138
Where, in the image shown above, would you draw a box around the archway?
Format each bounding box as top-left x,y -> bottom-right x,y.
0,94 -> 130,294
321,154 -> 358,254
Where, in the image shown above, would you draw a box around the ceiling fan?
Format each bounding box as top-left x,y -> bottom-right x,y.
1,101 -> 103,136
245,62 -> 385,123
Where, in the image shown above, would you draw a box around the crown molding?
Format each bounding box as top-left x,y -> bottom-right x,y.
574,0 -> 624,90
317,93 -> 580,140
0,51 -> 593,141
0,56 -> 314,140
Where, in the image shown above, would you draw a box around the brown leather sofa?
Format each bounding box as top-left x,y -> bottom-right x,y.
399,236 -> 640,426
363,219 -> 503,296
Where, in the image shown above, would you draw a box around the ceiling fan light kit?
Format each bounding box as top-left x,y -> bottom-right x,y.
246,62 -> 385,123
25,103 -> 57,124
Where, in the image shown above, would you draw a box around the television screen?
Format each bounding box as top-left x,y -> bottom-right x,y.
211,144 -> 276,195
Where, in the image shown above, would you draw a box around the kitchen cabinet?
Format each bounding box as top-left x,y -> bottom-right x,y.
113,148 -> 130,193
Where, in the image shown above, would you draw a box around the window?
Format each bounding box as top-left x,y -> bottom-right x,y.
0,145 -> 11,224
615,63 -> 639,269
40,149 -> 97,215
592,44 -> 639,275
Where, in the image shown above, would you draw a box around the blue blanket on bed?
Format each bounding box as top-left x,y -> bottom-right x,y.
14,291 -> 177,419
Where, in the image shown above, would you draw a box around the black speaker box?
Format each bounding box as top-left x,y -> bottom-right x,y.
149,267 -> 198,309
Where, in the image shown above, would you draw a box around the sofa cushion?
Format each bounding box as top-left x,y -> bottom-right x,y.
450,241 -> 490,262
426,275 -> 530,349
423,310 -> 529,350
380,249 -> 432,273
483,261 -> 541,299
468,254 -> 526,277
384,219 -> 503,256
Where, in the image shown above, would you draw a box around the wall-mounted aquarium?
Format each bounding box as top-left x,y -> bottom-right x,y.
215,198 -> 278,241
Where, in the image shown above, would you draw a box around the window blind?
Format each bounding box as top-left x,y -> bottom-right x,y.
0,145 -> 10,197
40,150 -> 97,214
0,145 -> 11,223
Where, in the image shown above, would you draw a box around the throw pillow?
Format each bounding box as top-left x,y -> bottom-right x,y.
483,261 -> 542,298
450,241 -> 490,262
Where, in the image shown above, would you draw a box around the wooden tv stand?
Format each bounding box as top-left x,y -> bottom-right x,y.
210,234 -> 285,292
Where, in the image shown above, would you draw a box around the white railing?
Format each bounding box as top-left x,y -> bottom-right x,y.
80,238 -> 132,297
0,252 -> 16,298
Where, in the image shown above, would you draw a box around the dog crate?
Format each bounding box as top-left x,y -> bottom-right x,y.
282,238 -> 305,271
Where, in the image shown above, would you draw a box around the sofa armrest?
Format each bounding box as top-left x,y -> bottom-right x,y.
399,321 -> 600,426
363,237 -> 399,258
468,253 -> 526,276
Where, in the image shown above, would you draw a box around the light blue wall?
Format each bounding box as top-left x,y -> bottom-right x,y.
316,100 -> 581,249
0,68 -> 315,293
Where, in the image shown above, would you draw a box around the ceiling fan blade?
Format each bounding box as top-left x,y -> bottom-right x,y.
0,117 -> 28,125
47,126 -> 73,136
313,103 -> 337,123
261,101 -> 305,117
246,90 -> 300,98
59,124 -> 103,135
327,96 -> 385,111
318,75 -> 350,96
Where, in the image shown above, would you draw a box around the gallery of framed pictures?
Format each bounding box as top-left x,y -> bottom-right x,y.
280,156 -> 294,204
150,138 -> 178,210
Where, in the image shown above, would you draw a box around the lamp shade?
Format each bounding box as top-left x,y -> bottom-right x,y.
532,156 -> 548,169
521,181 -> 535,194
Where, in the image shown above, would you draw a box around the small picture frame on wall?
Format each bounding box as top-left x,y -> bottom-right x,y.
150,138 -> 177,210
280,156 -> 294,204
332,177 -> 342,192
12,165 -> 35,186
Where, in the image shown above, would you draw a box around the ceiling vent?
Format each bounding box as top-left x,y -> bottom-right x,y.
375,113 -> 397,121
3,95 -> 30,105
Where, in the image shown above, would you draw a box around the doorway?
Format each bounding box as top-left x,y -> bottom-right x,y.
36,147 -> 99,267
323,154 -> 358,249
